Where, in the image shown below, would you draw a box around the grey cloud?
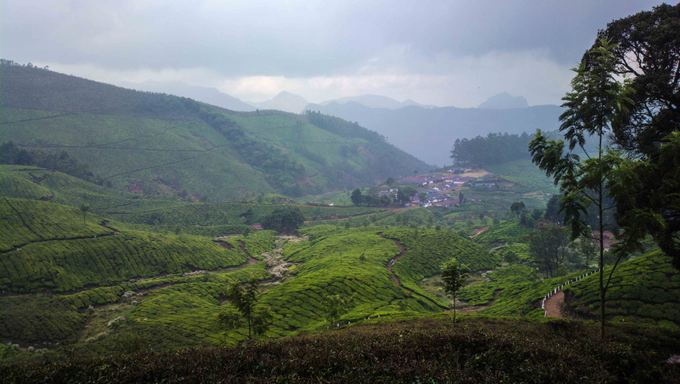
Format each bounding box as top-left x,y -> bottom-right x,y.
1,0 -> 665,75
0,0 -> 667,106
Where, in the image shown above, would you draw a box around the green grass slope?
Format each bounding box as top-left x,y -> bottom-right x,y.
0,63 -> 429,199
0,198 -> 248,293
565,249 -> 680,329
486,158 -> 557,193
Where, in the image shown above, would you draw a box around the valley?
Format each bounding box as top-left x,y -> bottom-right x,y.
2,3 -> 680,381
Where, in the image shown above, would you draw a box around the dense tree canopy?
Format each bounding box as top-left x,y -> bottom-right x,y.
0,141 -> 107,186
597,4 -> 680,269
261,206 -> 305,234
451,132 -> 531,166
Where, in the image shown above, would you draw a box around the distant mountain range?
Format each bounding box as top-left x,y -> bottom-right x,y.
120,81 -> 256,111
252,91 -> 309,114
477,92 -> 529,109
306,100 -> 563,166
120,81 -> 561,165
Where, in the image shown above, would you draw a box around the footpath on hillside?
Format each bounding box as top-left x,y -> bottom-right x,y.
542,269 -> 598,318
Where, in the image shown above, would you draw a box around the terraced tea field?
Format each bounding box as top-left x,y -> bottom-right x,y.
564,249 -> 680,329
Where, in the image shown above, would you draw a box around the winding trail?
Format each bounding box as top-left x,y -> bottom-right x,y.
541,269 -> 598,318
378,233 -> 448,310
385,240 -> 405,286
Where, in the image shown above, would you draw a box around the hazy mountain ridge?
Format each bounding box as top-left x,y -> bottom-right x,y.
306,101 -> 562,165
120,81 -> 256,111
252,91 -> 309,113
478,92 -> 529,109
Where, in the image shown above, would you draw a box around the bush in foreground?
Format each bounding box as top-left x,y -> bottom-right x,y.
2,317 -> 679,383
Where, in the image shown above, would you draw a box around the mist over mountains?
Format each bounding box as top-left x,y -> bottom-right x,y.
307,100 -> 562,166
119,81 -> 561,165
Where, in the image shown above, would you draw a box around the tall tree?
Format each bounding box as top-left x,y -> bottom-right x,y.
529,38 -> 631,338
223,280 -> 271,339
261,206 -> 304,234
441,260 -> 469,323
529,224 -> 569,277
79,204 -> 90,225
597,4 -> 680,270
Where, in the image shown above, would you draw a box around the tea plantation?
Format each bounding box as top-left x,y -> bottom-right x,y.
565,249 -> 680,329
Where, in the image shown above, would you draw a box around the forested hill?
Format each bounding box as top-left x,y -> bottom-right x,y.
0,61 -> 430,199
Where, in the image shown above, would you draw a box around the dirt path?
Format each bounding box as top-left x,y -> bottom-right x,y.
386,240 -> 405,286
544,291 -> 565,318
379,233 -> 448,310
471,227 -> 488,238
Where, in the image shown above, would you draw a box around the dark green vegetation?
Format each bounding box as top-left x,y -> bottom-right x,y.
261,206 -> 304,234
0,61 -> 429,200
3,318 -> 679,384
528,3 -> 680,339
451,132 -> 532,167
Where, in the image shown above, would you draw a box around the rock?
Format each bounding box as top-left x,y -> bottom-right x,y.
107,316 -> 126,328
122,291 -> 136,298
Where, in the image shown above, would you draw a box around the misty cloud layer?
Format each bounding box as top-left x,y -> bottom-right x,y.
1,0 -> 665,106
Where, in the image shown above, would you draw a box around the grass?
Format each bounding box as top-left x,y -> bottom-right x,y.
486,158 -> 558,193
0,164 -> 386,237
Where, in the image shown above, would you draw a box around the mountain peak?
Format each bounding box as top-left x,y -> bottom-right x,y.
478,92 -> 529,109
255,91 -> 308,113
321,94 -> 428,110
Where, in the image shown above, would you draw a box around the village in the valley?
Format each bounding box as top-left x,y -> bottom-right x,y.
371,168 -> 515,208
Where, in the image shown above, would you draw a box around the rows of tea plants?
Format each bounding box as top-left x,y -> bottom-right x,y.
565,249 -> 680,329
267,228 -> 444,334
0,165 -> 131,209
458,264 -> 588,317
0,230 -> 247,293
0,198 -> 263,293
0,263 -> 269,346
384,227 -> 499,276
0,198 -> 111,251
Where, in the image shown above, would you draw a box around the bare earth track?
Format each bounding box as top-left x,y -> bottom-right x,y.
544,291 -> 565,318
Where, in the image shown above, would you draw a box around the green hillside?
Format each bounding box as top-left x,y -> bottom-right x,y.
0,63 -> 430,200
565,250 -> 680,329
0,198 -> 252,293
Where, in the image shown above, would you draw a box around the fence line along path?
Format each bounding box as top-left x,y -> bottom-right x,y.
542,269 -> 599,318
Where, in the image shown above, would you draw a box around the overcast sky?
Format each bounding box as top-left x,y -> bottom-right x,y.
1,0 -> 667,106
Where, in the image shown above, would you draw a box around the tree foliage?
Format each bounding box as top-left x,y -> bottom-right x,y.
223,280 -> 271,339
0,142 -> 108,186
529,224 -> 569,277
451,132 -> 532,166
529,38 -> 631,338
597,4 -> 680,269
261,206 -> 304,234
